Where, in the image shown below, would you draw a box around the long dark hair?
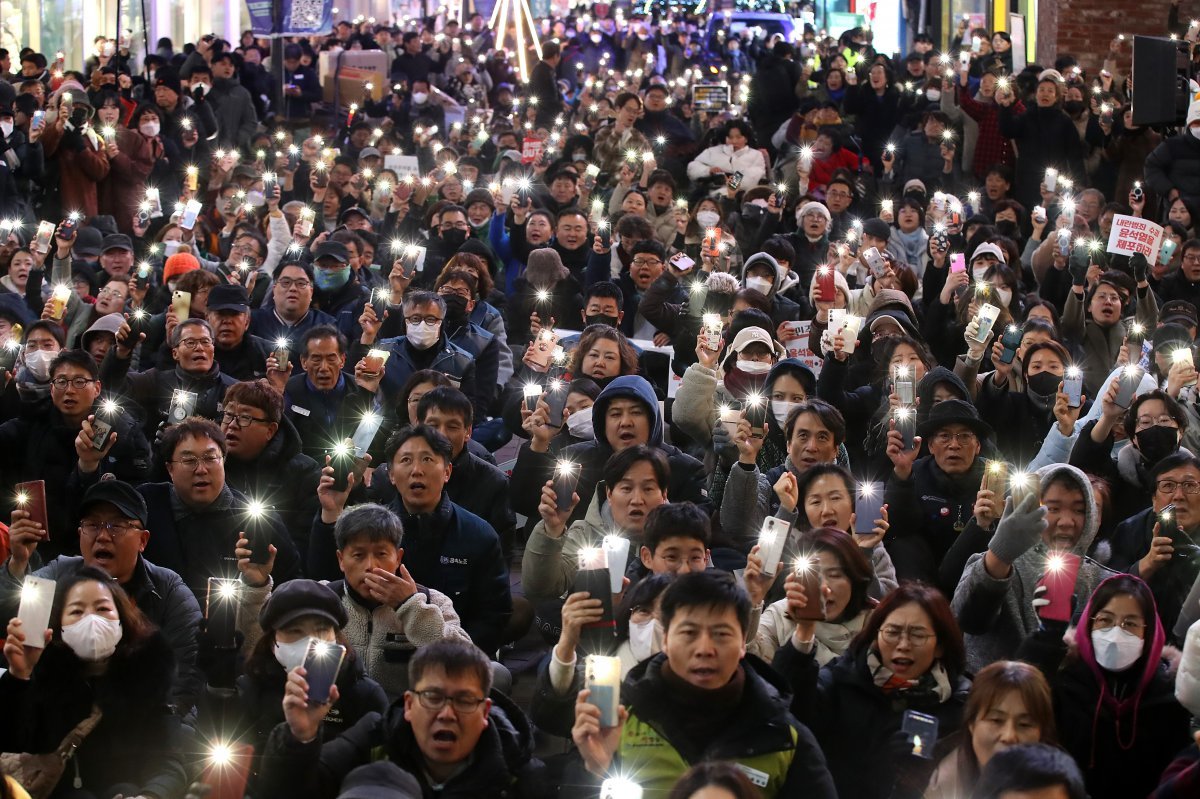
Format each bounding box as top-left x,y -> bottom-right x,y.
851,582 -> 966,678
801,527 -> 875,622
51,566 -> 155,647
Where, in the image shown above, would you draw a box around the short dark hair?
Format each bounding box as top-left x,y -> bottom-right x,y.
584,280 -> 624,308
224,379 -> 283,424
646,169 -> 676,191
334,502 -> 403,549
615,213 -> 654,241
416,386 -> 474,428
408,640 -> 492,696
784,399 -> 846,445
1125,389 -> 1187,438
384,423 -> 453,466
1151,450 -> 1200,481
762,235 -> 796,266
302,324 -> 347,356
643,502 -> 710,552
25,320 -> 66,347
973,744 -> 1087,799
160,417 -> 226,461
50,349 -> 99,379
614,91 -> 642,110
630,239 -> 667,261
542,40 -> 561,60
660,570 -> 752,636
602,444 -> 670,492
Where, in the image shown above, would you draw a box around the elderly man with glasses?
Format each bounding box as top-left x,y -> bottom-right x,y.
101,316 -> 238,438
0,349 -> 149,560
0,479 -> 204,715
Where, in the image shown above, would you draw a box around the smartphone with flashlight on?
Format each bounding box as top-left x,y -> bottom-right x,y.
242,505 -> 271,565
573,551 -> 616,646
998,324 -> 1023,365
816,267 -> 836,303
790,551 -> 826,621
302,640 -> 348,705
553,460 -> 580,511
1063,368 -> 1084,408
854,482 -> 885,534
1114,365 -> 1144,408
893,408 -> 917,450
15,480 -> 48,534
16,575 -> 55,648
205,577 -> 240,649
743,395 -> 768,436
1035,552 -> 1082,623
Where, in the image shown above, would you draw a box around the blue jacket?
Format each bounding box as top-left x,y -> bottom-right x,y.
350,333 -> 476,410
283,372 -> 376,462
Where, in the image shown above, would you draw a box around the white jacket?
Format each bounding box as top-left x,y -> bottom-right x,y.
686,143 -> 767,193
1177,616 -> 1200,716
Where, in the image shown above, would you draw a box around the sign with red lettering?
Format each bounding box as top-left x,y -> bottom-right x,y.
521,137 -> 544,166
1106,214 -> 1163,262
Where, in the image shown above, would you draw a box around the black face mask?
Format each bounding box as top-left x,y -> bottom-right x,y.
442,293 -> 470,329
585,313 -> 619,329
1026,371 -> 1062,397
1063,100 -> 1085,115
996,220 -> 1020,239
1135,424 -> 1180,465
442,229 -> 468,250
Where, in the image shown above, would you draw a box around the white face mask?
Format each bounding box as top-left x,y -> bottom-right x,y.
590,33 -> 602,44
566,409 -> 595,440
23,349 -> 55,381
1091,626 -> 1143,672
0,121 -> 12,138
695,210 -> 721,228
735,358 -> 772,375
274,636 -> 314,672
139,121 -> 160,137
1191,126 -> 1200,141
163,240 -> 183,257
745,276 -> 773,295
61,613 -> 123,661
628,618 -> 664,662
972,265 -> 989,282
411,91 -> 429,105
406,320 -> 441,350
771,399 -> 799,427
926,88 -> 942,101
995,286 -> 1013,306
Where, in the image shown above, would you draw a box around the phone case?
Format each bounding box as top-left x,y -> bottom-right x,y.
198,741 -> 253,799
90,408 -> 115,452
863,247 -> 886,278
243,508 -> 271,565
791,554 -> 826,621
894,372 -> 915,405
574,567 -> 616,649
1035,552 -> 1082,624
180,199 -> 202,229
168,390 -> 197,425
669,252 -> 695,272
854,482 -> 885,532
744,398 -> 768,432
1064,372 -> 1084,408
205,577 -> 239,649
949,253 -> 966,274
17,575 -> 55,648
303,641 -> 347,705
981,461 -> 1009,497
585,655 -> 621,727
171,290 -> 192,320
1161,238 -> 1179,265
32,221 -> 55,254
901,709 -> 940,758
527,331 -> 558,369
894,408 -> 916,450
15,480 -> 48,534
727,171 -> 744,190
553,462 -> 580,510
998,325 -> 1023,364
757,517 -> 790,577
544,381 -> 569,428
816,268 -> 836,303
1114,366 -> 1143,408
329,445 -> 357,491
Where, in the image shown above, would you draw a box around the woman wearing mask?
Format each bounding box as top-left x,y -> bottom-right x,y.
925,660 -> 1056,798
1019,575 -> 1192,799
0,568 -> 188,798
672,197 -> 745,276
235,580 -> 387,790
99,101 -> 176,237
887,199 -> 930,276
747,525 -> 884,664
773,582 -> 971,799
560,377 -> 601,445
12,321 -> 64,405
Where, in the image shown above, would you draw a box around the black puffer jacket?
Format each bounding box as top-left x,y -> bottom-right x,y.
1145,131 -> 1200,207
258,689 -> 548,799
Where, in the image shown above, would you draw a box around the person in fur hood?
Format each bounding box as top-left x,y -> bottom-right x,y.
0,566 -> 189,799
951,463 -> 1117,674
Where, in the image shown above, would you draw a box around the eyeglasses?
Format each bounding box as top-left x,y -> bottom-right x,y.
412,689 -> 486,714
178,337 -> 214,350
438,288 -> 471,300
170,453 -> 224,470
1091,614 -> 1146,634
1137,415 -> 1178,431
932,431 -> 978,446
1156,479 -> 1200,495
221,410 -> 269,428
275,277 -> 312,290
80,520 -> 141,538
96,287 -> 125,299
878,624 -> 935,647
632,258 -> 662,267
1182,254 -> 1200,264
404,315 -> 443,326
50,376 -> 98,390
230,242 -> 262,256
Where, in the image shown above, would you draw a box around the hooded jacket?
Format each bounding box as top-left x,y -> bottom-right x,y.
508,375 -> 708,521
739,252 -> 807,326
951,464 -> 1115,673
259,688 -> 546,799
1018,574 -> 1192,799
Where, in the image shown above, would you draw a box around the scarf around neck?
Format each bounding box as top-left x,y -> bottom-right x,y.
867,647 -> 952,703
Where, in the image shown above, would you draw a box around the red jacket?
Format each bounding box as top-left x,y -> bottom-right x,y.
40,121 -> 110,217
957,87 -> 1025,180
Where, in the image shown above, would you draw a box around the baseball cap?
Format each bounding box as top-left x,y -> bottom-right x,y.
206,283 -> 250,313
312,241 -> 350,264
80,479 -> 148,527
101,233 -> 133,253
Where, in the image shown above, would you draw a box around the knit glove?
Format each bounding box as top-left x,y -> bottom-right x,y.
1130,252 -> 1149,283
988,493 -> 1048,565
963,318 -> 988,361
712,417 -> 738,465
1068,245 -> 1090,287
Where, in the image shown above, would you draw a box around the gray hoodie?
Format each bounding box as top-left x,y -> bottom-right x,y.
951,462 -> 1116,674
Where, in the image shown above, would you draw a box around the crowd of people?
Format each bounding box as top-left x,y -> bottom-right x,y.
3,1 -> 1200,798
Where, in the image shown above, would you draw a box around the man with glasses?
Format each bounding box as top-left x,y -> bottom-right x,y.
1157,239 -> 1200,310
220,379 -> 321,558
138,416 -> 300,601
202,283 -> 272,381
102,317 -> 237,437
952,462 -> 1114,673
262,640 -> 540,797
284,325 -> 374,462
251,262 -> 337,356
355,290 -> 476,411
216,230 -> 271,307
824,175 -> 856,240
886,399 -> 991,584
0,349 -> 149,558
0,479 -> 203,714
416,205 -> 477,290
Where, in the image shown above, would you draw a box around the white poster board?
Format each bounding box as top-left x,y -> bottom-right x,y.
1106,214 -> 1164,262
781,320 -> 823,378
1008,13 -> 1027,74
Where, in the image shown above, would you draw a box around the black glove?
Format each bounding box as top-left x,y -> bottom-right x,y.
1068,245 -> 1089,287
885,728 -> 937,799
1130,252 -> 1148,282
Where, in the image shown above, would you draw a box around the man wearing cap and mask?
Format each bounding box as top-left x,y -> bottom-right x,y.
153,67 -> 217,142
309,240 -> 372,340
0,479 -> 203,714
39,88 -> 110,216
204,283 -> 272,380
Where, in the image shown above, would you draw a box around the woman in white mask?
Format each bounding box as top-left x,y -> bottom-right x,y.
0,567 -> 189,797
677,197 -> 745,276
98,100 -> 166,236
15,320 -> 63,401
1020,574 -> 1192,799
235,579 -> 387,788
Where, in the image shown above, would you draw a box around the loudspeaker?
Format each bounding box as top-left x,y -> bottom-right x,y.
1132,35 -> 1193,127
